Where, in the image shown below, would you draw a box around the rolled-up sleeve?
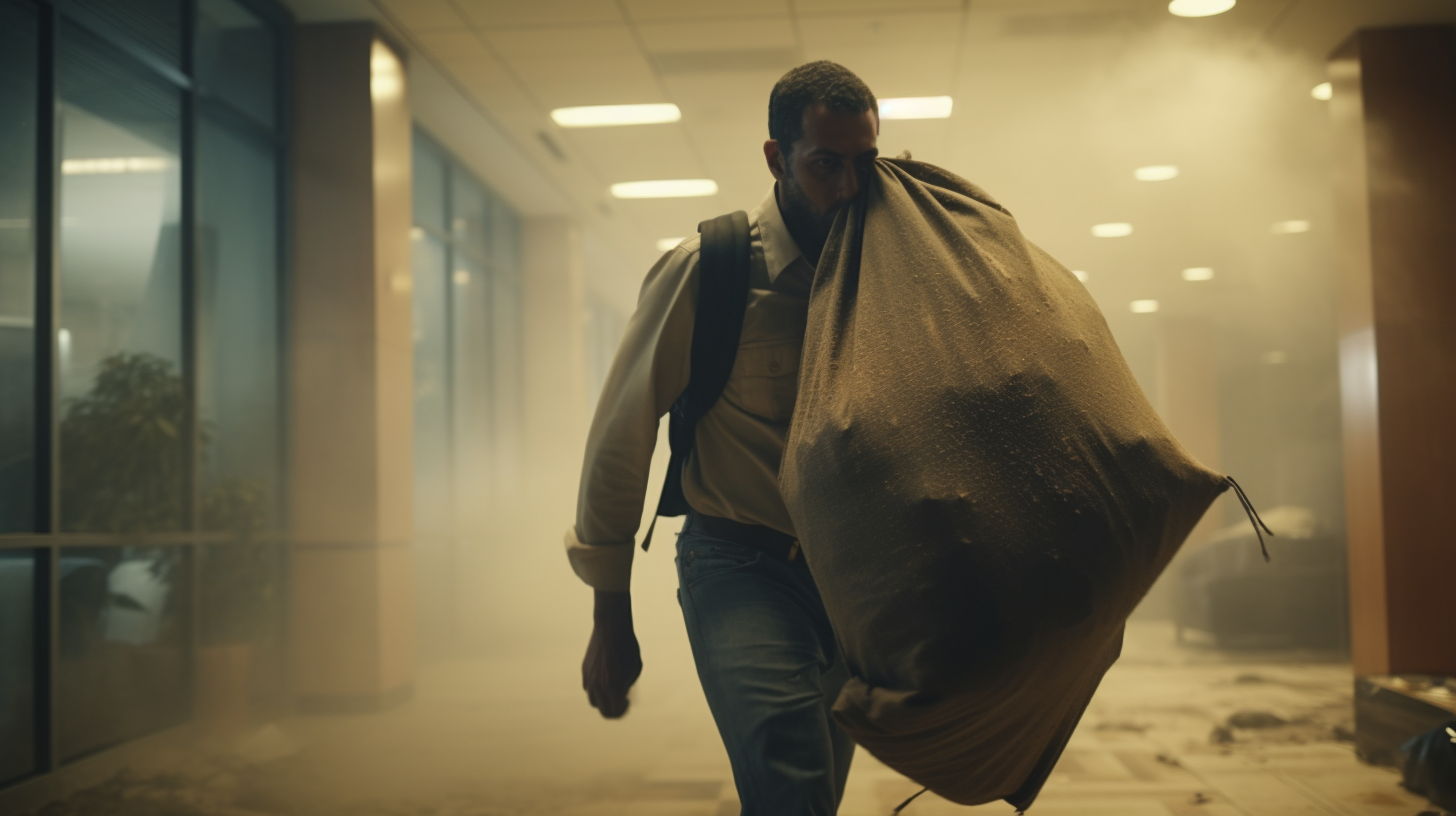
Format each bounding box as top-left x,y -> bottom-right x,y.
567,244 -> 696,590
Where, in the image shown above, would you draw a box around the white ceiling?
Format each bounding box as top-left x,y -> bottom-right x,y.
285,0 -> 1456,357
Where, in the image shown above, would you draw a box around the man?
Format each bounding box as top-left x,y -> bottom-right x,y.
565,61 -> 880,815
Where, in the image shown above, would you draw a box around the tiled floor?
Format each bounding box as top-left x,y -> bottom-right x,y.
29,584 -> 1444,816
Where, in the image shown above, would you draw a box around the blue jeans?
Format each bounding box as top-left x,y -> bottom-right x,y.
675,513 -> 855,815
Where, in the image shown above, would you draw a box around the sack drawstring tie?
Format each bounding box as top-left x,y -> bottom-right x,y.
1226,476 -> 1274,561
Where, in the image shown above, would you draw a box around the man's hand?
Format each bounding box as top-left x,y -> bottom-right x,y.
582,589 -> 642,718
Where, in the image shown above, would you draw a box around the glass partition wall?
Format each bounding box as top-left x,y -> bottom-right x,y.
0,0 -> 289,786
411,132 -> 524,660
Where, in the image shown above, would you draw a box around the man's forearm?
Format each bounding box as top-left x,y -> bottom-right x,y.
593,588 -> 632,622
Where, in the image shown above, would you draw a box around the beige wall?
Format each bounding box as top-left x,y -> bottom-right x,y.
288,23 -> 416,707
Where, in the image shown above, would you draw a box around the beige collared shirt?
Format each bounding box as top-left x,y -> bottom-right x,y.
566,187 -> 815,591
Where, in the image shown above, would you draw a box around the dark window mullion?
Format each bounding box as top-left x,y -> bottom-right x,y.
182,0 -> 202,727
33,0 -> 59,776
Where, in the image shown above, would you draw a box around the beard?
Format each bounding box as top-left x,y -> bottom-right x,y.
778,173 -> 844,262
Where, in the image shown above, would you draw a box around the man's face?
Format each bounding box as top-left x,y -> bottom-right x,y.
764,102 -> 879,259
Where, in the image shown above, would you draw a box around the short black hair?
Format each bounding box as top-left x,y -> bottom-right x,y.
768,61 -> 877,157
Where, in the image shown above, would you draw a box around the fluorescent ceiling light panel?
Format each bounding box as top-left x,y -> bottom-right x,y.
1271,220 -> 1311,234
1182,267 -> 1215,281
1311,82 -> 1333,101
62,157 -> 171,175
1072,270 -> 1089,282
656,237 -> 686,252
551,104 -> 681,128
611,179 -> 718,199
878,97 -> 953,120
1168,0 -> 1235,17
1135,165 -> 1179,181
1130,299 -> 1160,314
1092,222 -> 1133,238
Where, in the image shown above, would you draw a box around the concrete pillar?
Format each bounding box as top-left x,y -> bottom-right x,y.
1330,26 -> 1456,677
287,23 -> 415,709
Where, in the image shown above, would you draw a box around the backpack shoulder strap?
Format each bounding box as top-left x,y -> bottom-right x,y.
643,210 -> 752,549
685,210 -> 752,420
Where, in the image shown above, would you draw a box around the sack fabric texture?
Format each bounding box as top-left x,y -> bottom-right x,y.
778,158 -> 1229,810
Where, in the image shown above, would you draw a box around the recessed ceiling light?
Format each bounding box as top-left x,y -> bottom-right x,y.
1311,82 -> 1333,101
1168,0 -> 1235,17
1262,351 -> 1288,365
1130,299 -> 1160,314
610,179 -> 719,199
1271,220 -> 1311,234
1182,267 -> 1215,281
1092,222 -> 1133,238
878,97 -> 954,120
61,157 -> 171,175
656,237 -> 685,252
551,103 -> 682,128
1072,270 -> 1089,282
1135,165 -> 1179,181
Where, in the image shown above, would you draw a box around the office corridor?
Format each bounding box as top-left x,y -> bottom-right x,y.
29,616 -> 1430,816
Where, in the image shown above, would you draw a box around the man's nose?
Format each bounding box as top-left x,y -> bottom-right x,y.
838,170 -> 860,203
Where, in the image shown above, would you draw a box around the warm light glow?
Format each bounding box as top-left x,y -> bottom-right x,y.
877,97 -> 954,120
1092,222 -> 1133,238
453,270 -> 471,285
1182,267 -> 1215,281
656,237 -> 685,252
551,104 -> 682,128
61,157 -> 171,175
410,227 -> 423,240
1168,0 -> 1235,17
1134,165 -> 1179,181
1271,220 -> 1311,234
610,179 -> 718,199
1311,82 -> 1332,101
371,42 -> 403,101
1263,350 -> 1288,365
1072,270 -> 1089,283
1130,299 -> 1160,314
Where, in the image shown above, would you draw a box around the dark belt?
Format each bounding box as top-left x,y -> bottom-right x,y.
686,512 -> 802,563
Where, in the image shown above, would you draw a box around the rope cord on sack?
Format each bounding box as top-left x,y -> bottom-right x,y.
890,787 -> 929,814
1226,476 -> 1275,562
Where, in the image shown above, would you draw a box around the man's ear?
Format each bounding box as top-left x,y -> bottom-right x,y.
763,140 -> 787,181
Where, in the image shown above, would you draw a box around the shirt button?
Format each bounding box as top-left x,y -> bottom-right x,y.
769,361 -> 781,373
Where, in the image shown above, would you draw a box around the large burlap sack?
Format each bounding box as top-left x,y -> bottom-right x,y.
779,158 -> 1230,810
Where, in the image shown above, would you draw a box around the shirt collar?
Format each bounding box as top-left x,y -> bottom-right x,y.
756,185 -> 805,284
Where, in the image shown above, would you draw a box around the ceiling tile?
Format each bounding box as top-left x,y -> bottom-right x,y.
634,17 -> 797,52
413,29 -> 494,62
794,0 -> 960,12
507,55 -> 664,108
452,0 -> 623,28
562,125 -> 703,183
482,23 -> 642,57
376,0 -> 467,31
622,0 -> 790,21
796,10 -> 963,50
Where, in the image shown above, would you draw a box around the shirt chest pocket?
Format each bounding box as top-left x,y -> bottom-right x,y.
722,342 -> 801,422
